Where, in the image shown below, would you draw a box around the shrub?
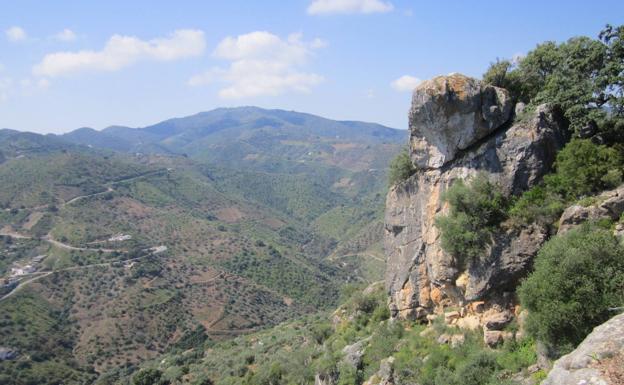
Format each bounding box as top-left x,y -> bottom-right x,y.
518,224 -> 624,354
454,351 -> 500,385
435,174 -> 508,267
132,368 -> 166,385
508,186 -> 565,226
544,139 -> 623,199
388,148 -> 416,186
509,139 -> 624,226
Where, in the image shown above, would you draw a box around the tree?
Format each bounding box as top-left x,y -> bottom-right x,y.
599,24 -> 624,117
482,25 -> 624,139
518,224 -> 624,354
533,37 -> 607,132
483,59 -> 513,88
544,139 -> 623,199
132,368 -> 166,385
435,174 -> 508,268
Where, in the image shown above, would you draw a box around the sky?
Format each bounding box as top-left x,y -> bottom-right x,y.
1,0 -> 624,134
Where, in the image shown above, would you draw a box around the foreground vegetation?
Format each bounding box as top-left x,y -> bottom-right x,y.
121,284 -> 542,385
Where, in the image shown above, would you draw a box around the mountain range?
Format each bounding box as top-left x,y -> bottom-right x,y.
0,107 -> 404,384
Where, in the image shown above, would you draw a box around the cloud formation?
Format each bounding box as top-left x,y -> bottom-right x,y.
6,26 -> 27,42
54,28 -> 77,42
0,77 -> 12,102
33,29 -> 205,77
307,0 -> 393,15
189,31 -> 324,99
391,75 -> 421,92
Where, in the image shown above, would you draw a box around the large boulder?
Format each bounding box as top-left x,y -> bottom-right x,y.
558,185 -> 624,234
363,357 -> 396,385
385,74 -> 568,320
341,337 -> 370,369
464,224 -> 548,300
542,313 -> 624,385
409,73 -> 513,169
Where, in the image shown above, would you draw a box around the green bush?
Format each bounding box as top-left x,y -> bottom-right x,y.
482,25 -> 624,136
508,185 -> 565,225
510,139 -> 624,226
388,148 -> 416,186
544,139 -> 623,199
435,174 -> 508,267
132,368 -> 167,385
518,224 -> 624,353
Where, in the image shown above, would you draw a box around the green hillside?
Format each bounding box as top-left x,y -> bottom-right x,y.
0,115 -> 398,384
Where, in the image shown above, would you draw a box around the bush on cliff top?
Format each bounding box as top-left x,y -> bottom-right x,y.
435,173 -> 509,268
518,223 -> 624,354
483,24 -> 624,139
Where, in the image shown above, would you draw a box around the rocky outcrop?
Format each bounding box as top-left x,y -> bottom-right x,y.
542,313 -> 624,385
342,337 -> 370,369
385,74 -> 568,320
315,373 -> 337,385
410,73 -> 513,169
558,185 -> 624,234
363,357 -> 396,385
0,347 -> 17,361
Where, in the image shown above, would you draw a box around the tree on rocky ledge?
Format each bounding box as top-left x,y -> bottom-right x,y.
483,24 -> 624,141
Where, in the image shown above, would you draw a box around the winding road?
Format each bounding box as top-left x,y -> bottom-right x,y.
0,254 -> 153,303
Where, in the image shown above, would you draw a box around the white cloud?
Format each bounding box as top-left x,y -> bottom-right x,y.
311,38 -> 328,49
189,31 -> 324,99
37,78 -> 50,88
54,28 -> 77,42
20,77 -> 50,91
0,77 -> 12,102
6,26 -> 27,42
33,29 -> 206,77
307,0 -> 393,15
391,75 -> 421,92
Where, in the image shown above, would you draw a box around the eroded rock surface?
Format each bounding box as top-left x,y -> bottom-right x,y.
385,74 -> 568,319
410,73 -> 513,169
542,313 -> 624,385
558,185 -> 624,234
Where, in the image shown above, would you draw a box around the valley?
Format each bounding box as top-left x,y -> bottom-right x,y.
0,108 -> 403,384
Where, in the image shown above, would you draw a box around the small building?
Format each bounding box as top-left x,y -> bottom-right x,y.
108,234 -> 132,242
10,264 -> 36,277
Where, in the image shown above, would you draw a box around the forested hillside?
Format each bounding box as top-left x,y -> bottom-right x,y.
0,111 -> 403,384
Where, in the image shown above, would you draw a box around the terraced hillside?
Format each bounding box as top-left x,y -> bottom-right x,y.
0,111 -> 403,384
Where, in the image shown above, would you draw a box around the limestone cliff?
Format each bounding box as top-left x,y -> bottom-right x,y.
384,73 -> 568,320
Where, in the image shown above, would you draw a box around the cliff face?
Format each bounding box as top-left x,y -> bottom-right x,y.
384,73 -> 568,319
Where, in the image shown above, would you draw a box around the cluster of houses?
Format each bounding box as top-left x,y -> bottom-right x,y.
108,233 -> 132,242
9,255 -> 46,278
1,255 -> 47,294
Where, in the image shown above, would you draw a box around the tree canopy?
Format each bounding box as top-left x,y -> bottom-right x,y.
483,24 -> 624,140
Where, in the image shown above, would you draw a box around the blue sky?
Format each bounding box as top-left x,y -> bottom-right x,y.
1,0 -> 624,134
